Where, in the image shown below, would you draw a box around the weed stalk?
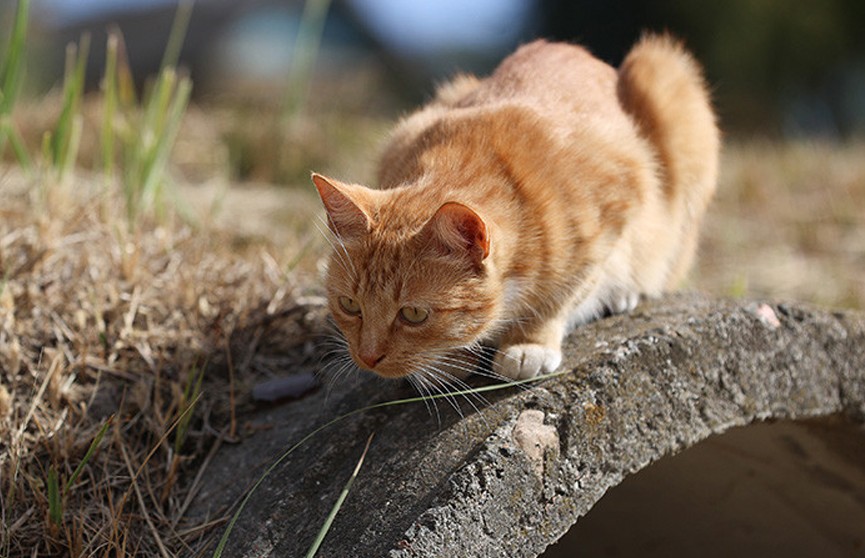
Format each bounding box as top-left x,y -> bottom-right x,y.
0,0 -> 31,168
46,33 -> 90,181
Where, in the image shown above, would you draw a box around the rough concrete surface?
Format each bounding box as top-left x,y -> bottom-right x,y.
191,294 -> 865,557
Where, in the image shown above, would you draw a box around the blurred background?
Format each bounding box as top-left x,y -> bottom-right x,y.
18,0 -> 865,137
2,0 -> 864,308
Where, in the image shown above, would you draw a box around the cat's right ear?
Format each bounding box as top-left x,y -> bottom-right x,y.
420,202 -> 490,269
312,173 -> 371,239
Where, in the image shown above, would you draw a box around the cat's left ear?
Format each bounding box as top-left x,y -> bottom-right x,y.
312,173 -> 372,239
421,202 -> 490,267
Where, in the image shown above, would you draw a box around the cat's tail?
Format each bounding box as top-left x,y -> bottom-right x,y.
618,34 -> 719,208
617,33 -> 720,283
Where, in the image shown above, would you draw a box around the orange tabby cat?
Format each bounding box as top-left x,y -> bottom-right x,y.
313,35 -> 719,382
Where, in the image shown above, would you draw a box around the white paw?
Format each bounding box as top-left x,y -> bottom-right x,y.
495,344 -> 562,380
606,291 -> 639,315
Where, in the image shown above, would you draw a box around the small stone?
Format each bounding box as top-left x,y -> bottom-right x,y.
251,372 -> 319,402
754,303 -> 781,329
512,409 -> 560,478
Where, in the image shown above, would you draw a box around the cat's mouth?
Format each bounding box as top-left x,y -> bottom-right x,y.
361,366 -> 412,379
350,355 -> 412,379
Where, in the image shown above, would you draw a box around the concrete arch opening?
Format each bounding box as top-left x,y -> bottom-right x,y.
543,417 -> 865,558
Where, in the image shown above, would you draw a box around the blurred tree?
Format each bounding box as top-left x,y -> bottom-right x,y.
539,0 -> 865,136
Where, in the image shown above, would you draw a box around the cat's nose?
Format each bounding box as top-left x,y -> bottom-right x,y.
358,350 -> 386,369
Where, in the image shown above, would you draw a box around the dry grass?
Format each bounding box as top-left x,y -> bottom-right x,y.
1,87 -> 863,557
0,167 -> 322,556
696,140 -> 865,310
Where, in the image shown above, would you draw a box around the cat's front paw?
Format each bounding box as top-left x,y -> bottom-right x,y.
606,291 -> 639,315
495,344 -> 562,380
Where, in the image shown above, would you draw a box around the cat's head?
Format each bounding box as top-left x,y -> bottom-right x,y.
312,173 -> 499,378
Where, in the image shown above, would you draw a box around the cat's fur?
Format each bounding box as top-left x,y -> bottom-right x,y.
313,35 -> 719,381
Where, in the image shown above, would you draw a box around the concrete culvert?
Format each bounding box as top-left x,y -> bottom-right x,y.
542,417 -> 865,557
191,294 -> 865,558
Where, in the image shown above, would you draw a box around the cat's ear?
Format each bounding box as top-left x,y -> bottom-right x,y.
421,202 -> 490,267
312,173 -> 371,239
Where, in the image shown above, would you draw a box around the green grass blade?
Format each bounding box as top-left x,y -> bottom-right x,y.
211,368 -> 571,557
52,33 -> 89,172
141,73 -> 192,216
123,65 -> 191,223
304,433 -> 374,558
2,121 -> 31,169
0,0 -> 31,165
211,409 -> 349,558
142,65 -> 174,140
112,29 -> 137,108
281,0 -> 332,122
64,415 -> 113,495
0,0 -> 30,114
150,76 -> 192,219
159,0 -> 194,72
52,41 -> 77,165
101,31 -> 119,176
47,467 -> 62,526
60,114 -> 83,178
175,364 -> 204,454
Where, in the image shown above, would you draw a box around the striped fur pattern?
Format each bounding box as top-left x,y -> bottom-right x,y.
313,35 -> 719,381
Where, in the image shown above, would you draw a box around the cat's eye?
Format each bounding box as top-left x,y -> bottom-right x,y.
338,296 -> 361,315
399,306 -> 429,325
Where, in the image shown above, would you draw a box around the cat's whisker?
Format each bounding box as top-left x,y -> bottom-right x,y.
315,333 -> 350,361
434,359 -> 489,391
317,333 -> 344,346
414,369 -> 449,425
427,364 -> 490,409
424,353 -> 478,376
418,368 -> 466,421
316,216 -> 358,280
422,364 -> 490,428
407,372 -> 441,425
314,327 -> 359,402
416,357 -> 468,387
317,347 -> 349,359
313,220 -> 357,281
447,346 -> 543,390
329,355 -> 356,381
319,355 -> 357,400
418,346 -> 532,393
318,345 -> 350,358
317,351 -> 349,371
321,324 -> 349,343
430,346 -> 515,383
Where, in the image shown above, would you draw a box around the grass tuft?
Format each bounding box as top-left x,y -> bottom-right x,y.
0,169 -> 315,555
95,4 -> 194,225
0,0 -> 31,168
45,33 -> 89,181
119,65 -> 192,224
